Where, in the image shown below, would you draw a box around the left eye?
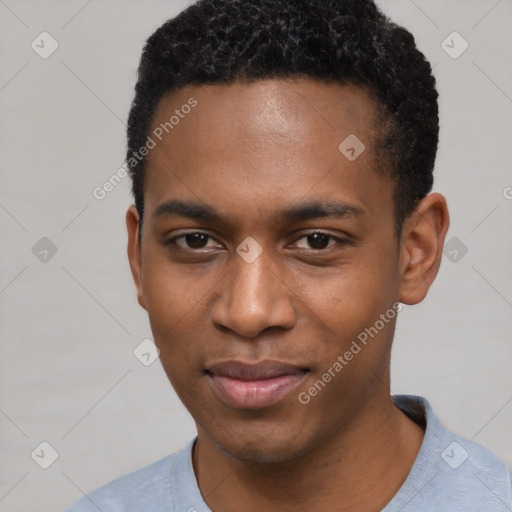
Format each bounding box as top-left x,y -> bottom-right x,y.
294,232 -> 339,250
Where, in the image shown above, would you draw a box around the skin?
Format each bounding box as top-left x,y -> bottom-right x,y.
126,78 -> 450,511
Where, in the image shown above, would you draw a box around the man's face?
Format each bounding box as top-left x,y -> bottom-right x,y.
130,79 -> 404,463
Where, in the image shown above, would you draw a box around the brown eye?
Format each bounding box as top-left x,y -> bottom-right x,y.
307,233 -> 330,249
295,232 -> 337,250
167,232 -> 220,250
184,233 -> 209,249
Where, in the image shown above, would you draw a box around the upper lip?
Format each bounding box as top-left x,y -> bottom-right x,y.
206,360 -> 308,381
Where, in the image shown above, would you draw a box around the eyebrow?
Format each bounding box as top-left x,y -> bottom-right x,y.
280,201 -> 364,221
154,199 -> 221,222
152,199 -> 365,223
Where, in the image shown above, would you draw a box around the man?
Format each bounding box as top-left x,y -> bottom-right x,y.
65,0 -> 512,510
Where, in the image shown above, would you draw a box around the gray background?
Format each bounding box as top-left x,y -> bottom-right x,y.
0,0 -> 511,510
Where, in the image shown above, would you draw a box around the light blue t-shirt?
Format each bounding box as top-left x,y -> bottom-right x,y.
64,395 -> 512,511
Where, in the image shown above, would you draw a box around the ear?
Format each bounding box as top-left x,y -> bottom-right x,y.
398,193 -> 450,305
126,205 -> 147,310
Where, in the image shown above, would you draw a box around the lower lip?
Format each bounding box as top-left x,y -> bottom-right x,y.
207,373 -> 306,409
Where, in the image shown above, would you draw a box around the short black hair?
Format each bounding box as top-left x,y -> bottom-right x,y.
127,0 -> 438,233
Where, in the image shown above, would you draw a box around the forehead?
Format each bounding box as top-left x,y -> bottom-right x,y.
143,78 -> 392,223
149,78 -> 379,148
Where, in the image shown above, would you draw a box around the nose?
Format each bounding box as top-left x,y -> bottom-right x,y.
211,248 -> 297,339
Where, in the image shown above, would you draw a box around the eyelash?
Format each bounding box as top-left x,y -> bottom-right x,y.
165,231 -> 349,252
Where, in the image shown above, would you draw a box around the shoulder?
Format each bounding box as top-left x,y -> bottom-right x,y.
423,431 -> 512,511
441,434 -> 512,507
63,453 -> 177,512
390,395 -> 512,511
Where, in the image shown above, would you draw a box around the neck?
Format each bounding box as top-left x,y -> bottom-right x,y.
193,395 -> 424,512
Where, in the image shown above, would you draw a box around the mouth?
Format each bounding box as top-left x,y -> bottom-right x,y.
205,360 -> 309,409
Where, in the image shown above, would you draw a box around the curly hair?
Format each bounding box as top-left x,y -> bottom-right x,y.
127,0 -> 439,233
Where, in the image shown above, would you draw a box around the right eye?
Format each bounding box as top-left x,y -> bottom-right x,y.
165,232 -> 223,250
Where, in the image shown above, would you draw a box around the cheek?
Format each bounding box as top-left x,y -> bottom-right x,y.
140,255 -> 210,363
298,274 -> 398,414
289,247 -> 398,336
141,247 -> 213,326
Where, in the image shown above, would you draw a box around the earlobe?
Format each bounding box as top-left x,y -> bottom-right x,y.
398,193 -> 450,305
126,205 -> 147,310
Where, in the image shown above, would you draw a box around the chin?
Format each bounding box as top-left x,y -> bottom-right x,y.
205,421 -> 317,465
